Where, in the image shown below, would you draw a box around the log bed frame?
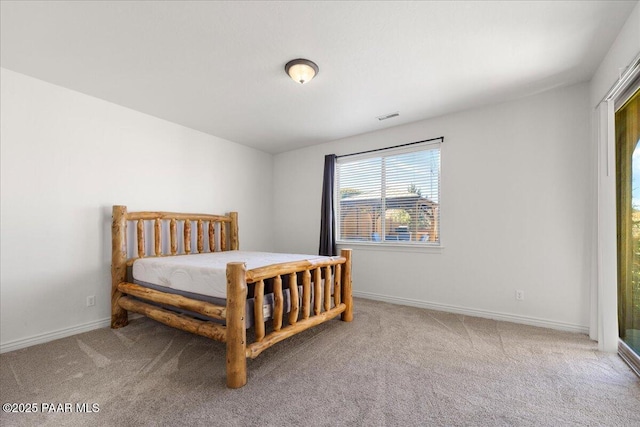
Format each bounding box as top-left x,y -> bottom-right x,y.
111,205 -> 352,388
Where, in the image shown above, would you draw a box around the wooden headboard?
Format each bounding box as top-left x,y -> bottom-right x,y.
112,205 -> 238,261
110,205 -> 238,327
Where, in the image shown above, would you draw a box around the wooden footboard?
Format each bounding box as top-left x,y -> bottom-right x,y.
111,205 -> 352,388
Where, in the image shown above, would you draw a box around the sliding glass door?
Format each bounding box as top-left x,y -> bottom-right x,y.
616,88 -> 640,357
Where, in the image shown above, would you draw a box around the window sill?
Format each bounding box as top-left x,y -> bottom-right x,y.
336,241 -> 444,254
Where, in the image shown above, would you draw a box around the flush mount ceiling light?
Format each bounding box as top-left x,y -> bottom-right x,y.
285,58 -> 319,84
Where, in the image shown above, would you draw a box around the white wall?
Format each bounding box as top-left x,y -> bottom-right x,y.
5,2 -> 636,350
590,1 -> 640,106
0,68 -> 274,351
273,82 -> 592,332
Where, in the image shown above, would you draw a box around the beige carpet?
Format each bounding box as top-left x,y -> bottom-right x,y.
1,298 -> 639,426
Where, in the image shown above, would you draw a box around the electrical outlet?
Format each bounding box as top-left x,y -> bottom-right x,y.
87,296 -> 95,307
515,290 -> 525,301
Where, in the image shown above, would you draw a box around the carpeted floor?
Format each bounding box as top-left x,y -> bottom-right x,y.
1,298 -> 639,426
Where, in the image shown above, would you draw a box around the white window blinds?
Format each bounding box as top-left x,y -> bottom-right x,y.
336,143 -> 441,245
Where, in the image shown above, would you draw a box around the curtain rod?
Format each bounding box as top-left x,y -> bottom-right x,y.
336,136 -> 444,159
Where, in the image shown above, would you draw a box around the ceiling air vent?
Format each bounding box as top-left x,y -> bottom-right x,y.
377,112 -> 399,121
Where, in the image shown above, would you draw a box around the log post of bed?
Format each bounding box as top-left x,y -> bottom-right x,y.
230,211 -> 239,250
340,248 -> 353,322
226,261 -> 248,388
111,205 -> 129,328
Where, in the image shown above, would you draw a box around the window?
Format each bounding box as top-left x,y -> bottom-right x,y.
336,143 -> 441,245
616,87 -> 640,360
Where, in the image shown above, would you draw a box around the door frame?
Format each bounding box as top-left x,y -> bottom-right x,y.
595,52 -> 640,353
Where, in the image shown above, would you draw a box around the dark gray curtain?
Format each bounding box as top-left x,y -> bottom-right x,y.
319,154 -> 337,256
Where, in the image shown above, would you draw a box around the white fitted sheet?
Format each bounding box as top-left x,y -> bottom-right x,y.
132,251 -> 328,299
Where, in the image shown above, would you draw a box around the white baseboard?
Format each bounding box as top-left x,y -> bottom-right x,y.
0,294 -> 590,354
353,290 -> 590,334
0,317 -> 111,354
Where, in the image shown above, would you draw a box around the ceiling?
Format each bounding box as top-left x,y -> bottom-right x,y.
1,1 -> 637,154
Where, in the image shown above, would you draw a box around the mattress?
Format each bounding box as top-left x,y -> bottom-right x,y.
132,251 -> 328,299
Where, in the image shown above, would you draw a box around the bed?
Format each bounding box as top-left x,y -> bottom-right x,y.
111,205 -> 352,388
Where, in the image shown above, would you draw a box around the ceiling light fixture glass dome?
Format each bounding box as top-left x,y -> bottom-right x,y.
285,59 -> 319,84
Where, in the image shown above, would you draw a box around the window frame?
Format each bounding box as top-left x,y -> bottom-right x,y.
335,142 -> 443,250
